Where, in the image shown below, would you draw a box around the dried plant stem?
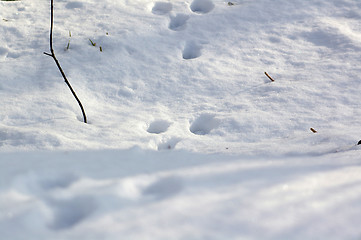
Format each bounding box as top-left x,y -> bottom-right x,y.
264,72 -> 275,82
43,0 -> 87,123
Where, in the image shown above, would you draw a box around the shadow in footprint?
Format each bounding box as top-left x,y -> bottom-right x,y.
65,1 -> 84,9
147,120 -> 171,134
190,113 -> 220,135
0,47 -> 8,61
158,137 -> 181,150
190,0 -> 215,14
182,41 -> 202,59
169,14 -> 190,31
143,176 -> 183,200
39,173 -> 79,190
48,196 -> 97,231
152,2 -> 173,15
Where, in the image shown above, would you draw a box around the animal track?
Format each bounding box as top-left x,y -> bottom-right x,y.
0,129 -> 61,148
39,174 -> 79,190
169,14 -> 190,31
48,195 -> 97,230
152,2 -> 173,15
143,176 -> 183,199
65,1 -> 84,9
117,86 -> 135,98
190,0 -> 215,14
158,137 -> 181,150
147,120 -> 171,134
182,41 -> 202,59
301,29 -> 355,50
0,47 -> 8,61
190,113 -> 220,135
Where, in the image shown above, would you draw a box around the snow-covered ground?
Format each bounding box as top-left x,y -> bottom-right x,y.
2,149 -> 361,239
1,0 -> 361,239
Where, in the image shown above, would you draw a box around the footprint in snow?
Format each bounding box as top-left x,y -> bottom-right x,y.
65,1 -> 84,9
158,137 -> 181,150
190,113 -> 220,135
169,14 -> 190,31
39,173 -> 79,191
182,41 -> 202,59
47,195 -> 97,230
152,2 -> 173,15
143,176 -> 183,199
190,0 -> 215,14
147,120 -> 171,134
0,47 -> 8,61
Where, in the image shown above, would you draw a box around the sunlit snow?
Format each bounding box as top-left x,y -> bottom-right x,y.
1,0 -> 361,239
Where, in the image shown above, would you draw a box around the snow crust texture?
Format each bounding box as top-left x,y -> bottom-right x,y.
1,0 -> 361,155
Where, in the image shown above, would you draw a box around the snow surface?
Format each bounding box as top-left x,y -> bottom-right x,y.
1,0 -> 361,239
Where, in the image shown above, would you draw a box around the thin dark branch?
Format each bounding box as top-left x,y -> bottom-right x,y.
264,72 -> 275,82
44,0 -> 87,123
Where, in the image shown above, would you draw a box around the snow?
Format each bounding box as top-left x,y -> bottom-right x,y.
1,149 -> 361,239
1,0 -> 361,239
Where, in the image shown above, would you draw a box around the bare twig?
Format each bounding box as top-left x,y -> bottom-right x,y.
44,0 -> 87,123
89,39 -> 96,46
66,31 -> 71,50
264,72 -> 275,82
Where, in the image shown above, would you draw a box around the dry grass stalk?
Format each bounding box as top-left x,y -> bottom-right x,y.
264,72 -> 275,82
